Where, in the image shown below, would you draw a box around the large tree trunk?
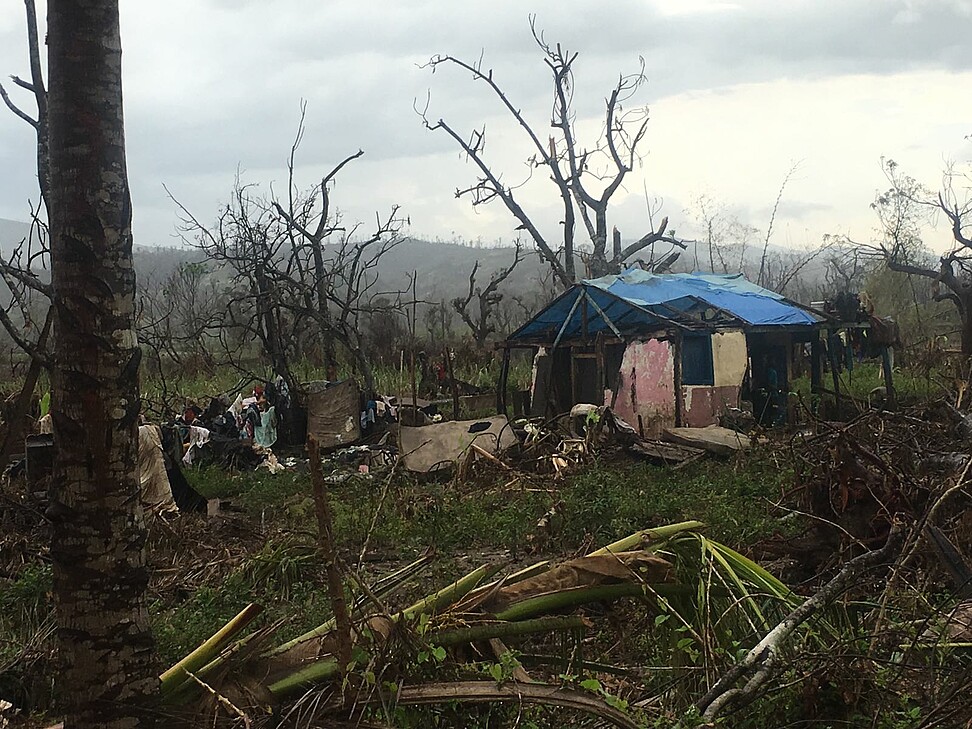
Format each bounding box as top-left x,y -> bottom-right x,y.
962,304 -> 972,357
47,1 -> 157,727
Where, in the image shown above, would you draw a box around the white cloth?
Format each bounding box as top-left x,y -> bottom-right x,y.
227,393 -> 244,425
182,425 -> 212,465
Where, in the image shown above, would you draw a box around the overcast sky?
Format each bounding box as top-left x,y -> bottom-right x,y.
1,0 -> 970,256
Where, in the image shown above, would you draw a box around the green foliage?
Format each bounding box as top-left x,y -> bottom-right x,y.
791,361 -> 943,405
0,563 -> 55,708
150,542 -> 334,665
557,450 -> 792,549
161,443 -> 795,691
0,563 -> 51,615
865,266 -> 956,347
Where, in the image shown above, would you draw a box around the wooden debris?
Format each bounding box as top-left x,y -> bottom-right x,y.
627,438 -> 705,465
662,425 -> 761,456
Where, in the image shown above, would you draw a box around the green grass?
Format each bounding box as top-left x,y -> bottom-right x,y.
791,361 -> 943,405
559,451 -> 792,550
150,544 -> 335,665
184,440 -> 793,556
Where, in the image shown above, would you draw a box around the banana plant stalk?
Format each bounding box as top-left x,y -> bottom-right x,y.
159,603 -> 262,698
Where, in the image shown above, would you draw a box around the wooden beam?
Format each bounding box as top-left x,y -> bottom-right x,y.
673,329 -> 684,428
553,291 -> 583,349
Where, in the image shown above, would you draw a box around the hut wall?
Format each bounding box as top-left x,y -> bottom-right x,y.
609,338 -> 676,436
682,331 -> 747,427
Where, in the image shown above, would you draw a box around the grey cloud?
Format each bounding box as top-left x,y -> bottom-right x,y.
1,0 -> 969,243
776,200 -> 835,220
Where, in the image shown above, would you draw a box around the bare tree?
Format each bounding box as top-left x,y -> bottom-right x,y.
684,188 -> 827,297
452,242 -> 525,346
172,112 -> 407,397
423,299 -> 453,348
756,162 -> 801,288
137,261 -> 237,417
0,0 -> 49,204
757,244 -> 831,298
688,194 -> 758,274
0,0 -> 54,470
46,0 -> 157,725
420,17 -> 684,289
865,158 -> 972,353
822,236 -> 871,295
268,115 -> 407,394
171,178 -> 302,397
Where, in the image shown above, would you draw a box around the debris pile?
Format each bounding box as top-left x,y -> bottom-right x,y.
774,401 -> 972,581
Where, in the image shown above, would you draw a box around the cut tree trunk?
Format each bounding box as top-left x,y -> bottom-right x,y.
47,1 -> 157,726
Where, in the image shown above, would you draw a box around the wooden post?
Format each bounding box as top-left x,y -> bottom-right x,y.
497,346 -> 511,416
570,346 -> 578,405
810,331 -> 822,394
672,330 -> 684,428
828,328 -> 841,414
409,350 -> 418,411
613,227 -> 622,263
882,346 -> 896,409
306,435 -> 353,689
444,345 -> 460,420
595,331 -> 606,402
409,271 -> 418,410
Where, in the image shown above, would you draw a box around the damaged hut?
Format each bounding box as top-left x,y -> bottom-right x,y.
500,269 -> 889,432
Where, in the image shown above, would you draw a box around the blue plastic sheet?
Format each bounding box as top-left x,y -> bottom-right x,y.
510,269 -> 819,342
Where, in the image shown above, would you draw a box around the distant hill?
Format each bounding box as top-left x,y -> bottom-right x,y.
363,238 -> 549,302
0,218 -> 832,309
131,236 -> 555,305
0,218 -> 31,255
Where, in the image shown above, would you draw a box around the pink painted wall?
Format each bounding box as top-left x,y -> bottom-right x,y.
682,385 -> 741,427
608,338 -> 744,432
609,339 -> 676,436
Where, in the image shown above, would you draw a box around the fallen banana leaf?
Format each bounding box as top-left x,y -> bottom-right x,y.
462,520 -> 703,608
482,551 -> 672,614
265,563 -> 500,697
171,556 -> 437,703
159,519 -> 803,726
430,615 -> 587,647
590,520 -> 706,556
381,681 -> 641,729
268,616 -> 589,699
494,582 -> 695,622
268,656 -> 340,698
401,563 -> 500,620
458,560 -> 552,609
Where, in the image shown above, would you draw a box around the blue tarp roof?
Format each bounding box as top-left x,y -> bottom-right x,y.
509,269 -> 821,343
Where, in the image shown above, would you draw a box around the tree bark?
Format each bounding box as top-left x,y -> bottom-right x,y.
962,299 -> 972,356
47,1 -> 157,726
